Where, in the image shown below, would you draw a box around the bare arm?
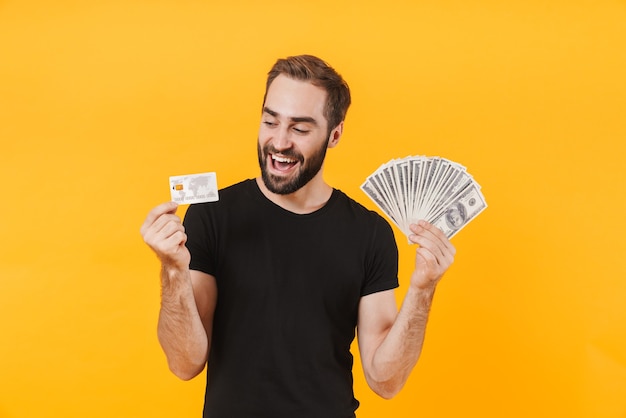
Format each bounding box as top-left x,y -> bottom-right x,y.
157,268 -> 217,380
141,202 -> 217,380
357,220 -> 455,399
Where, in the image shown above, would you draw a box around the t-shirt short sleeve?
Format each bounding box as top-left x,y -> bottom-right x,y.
361,214 -> 399,296
182,203 -> 217,276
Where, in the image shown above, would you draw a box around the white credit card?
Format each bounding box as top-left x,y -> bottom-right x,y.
169,172 -> 219,204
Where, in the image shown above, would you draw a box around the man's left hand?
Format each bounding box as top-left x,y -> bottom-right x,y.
408,220 -> 456,290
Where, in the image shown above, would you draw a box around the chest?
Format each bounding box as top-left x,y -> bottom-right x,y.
214,212 -> 368,324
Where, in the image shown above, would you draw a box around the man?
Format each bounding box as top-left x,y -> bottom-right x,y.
140,55 -> 455,417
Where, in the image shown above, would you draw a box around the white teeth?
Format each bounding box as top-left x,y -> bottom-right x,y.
272,155 -> 296,163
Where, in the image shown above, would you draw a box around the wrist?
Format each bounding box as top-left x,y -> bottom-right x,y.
409,270 -> 438,292
160,263 -> 190,290
407,281 -> 436,311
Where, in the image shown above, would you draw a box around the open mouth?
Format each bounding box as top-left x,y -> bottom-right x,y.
271,154 -> 299,172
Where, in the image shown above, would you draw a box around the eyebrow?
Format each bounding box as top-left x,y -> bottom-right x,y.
263,106 -> 319,126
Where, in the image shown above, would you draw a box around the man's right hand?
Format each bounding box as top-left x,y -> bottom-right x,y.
141,202 -> 214,380
140,201 -> 191,270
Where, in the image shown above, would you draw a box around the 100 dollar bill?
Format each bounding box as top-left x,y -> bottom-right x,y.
430,183 -> 487,238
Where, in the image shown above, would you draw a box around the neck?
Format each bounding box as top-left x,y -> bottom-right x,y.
255,175 -> 333,215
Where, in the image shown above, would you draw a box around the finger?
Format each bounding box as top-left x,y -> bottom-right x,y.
140,202 -> 179,236
409,223 -> 444,252
147,225 -> 187,257
144,217 -> 184,247
158,218 -> 185,241
422,222 -> 456,257
410,221 -> 456,256
410,220 -> 442,242
410,224 -> 456,269
160,229 -> 188,251
150,233 -> 189,265
142,216 -> 180,248
415,244 -> 439,265
415,237 -> 455,273
411,233 -> 446,262
150,213 -> 182,235
421,221 -> 456,256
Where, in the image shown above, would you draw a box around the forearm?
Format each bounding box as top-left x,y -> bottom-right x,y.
367,280 -> 435,397
157,265 -> 209,380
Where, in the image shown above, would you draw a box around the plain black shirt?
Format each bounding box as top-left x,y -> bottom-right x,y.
184,179 -> 399,418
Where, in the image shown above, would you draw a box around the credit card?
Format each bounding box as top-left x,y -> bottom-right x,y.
169,172 -> 219,204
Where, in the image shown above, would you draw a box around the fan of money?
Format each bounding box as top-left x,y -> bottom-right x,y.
361,155 -> 487,239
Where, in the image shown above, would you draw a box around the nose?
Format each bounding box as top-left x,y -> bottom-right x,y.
272,126 -> 292,151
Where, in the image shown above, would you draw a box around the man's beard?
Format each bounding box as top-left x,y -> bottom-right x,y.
257,139 -> 329,195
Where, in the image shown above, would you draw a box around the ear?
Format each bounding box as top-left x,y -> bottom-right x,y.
327,121 -> 344,149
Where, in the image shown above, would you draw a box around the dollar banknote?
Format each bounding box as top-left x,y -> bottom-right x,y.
361,156 -> 487,239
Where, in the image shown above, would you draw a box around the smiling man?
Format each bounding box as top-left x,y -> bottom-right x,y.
140,55 -> 456,418
257,74 -> 337,200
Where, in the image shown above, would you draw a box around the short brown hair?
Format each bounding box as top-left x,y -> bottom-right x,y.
263,55 -> 351,132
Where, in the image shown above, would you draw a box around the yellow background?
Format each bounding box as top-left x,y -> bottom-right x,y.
1,0 -> 625,417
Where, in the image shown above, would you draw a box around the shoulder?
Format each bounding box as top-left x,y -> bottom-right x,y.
217,178 -> 256,199
183,179 -> 254,221
192,179 -> 254,207
331,189 -> 396,242
333,189 -> 391,226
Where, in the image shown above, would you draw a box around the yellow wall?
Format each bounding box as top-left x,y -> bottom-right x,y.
1,1 -> 625,417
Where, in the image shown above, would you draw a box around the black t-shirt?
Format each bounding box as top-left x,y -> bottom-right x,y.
184,179 -> 399,418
